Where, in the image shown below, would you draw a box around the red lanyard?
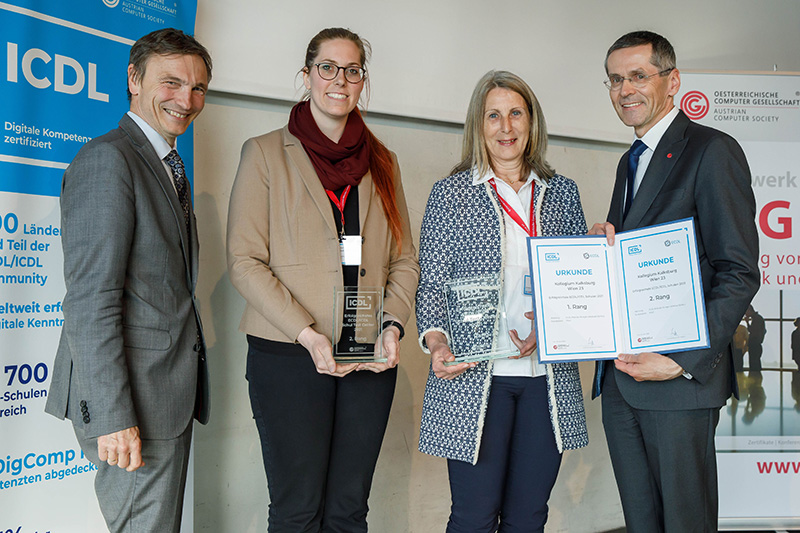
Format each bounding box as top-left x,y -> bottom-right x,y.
325,185 -> 351,235
488,178 -> 536,237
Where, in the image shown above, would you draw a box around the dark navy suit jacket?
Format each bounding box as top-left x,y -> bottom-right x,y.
592,110 -> 759,410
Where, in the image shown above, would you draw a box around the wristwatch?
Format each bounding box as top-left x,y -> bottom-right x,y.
381,320 -> 405,340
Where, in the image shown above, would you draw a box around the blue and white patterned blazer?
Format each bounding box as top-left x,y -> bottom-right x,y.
416,170 -> 589,464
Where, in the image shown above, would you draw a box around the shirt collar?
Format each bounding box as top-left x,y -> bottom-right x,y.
637,106 -> 679,151
471,167 -> 545,189
127,111 -> 174,160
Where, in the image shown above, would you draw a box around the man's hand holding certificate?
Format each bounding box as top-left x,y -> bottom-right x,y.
527,218 -> 709,364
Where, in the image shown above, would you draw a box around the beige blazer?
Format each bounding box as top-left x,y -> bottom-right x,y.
227,125 -> 419,343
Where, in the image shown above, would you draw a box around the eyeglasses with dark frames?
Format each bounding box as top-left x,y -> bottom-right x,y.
313,62 -> 366,83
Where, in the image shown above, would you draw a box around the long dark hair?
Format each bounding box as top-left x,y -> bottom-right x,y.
302,28 -> 404,251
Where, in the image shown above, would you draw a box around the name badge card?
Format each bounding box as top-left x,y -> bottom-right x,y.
527,218 -> 709,363
340,235 -> 362,266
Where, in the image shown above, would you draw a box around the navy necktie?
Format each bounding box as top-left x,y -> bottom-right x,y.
623,139 -> 647,220
163,149 -> 192,238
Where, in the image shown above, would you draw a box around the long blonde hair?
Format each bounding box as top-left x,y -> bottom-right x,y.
452,70 -> 554,181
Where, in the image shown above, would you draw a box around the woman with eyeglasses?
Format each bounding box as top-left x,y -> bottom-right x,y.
227,27 -> 419,532
416,70 -> 588,532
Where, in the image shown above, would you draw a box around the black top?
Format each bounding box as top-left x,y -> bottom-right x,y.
329,185 -> 364,354
329,184 -> 360,287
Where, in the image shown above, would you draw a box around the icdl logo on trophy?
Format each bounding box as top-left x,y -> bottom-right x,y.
345,295 -> 371,310
680,91 -> 710,120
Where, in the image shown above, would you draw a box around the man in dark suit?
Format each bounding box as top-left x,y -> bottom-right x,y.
745,304 -> 766,372
45,28 -> 212,532
590,31 -> 759,532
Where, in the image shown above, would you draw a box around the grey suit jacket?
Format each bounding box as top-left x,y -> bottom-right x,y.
46,114 -> 209,440
592,110 -> 759,410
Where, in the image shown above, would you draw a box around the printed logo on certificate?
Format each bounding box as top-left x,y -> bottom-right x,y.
527,218 -> 709,363
443,274 -> 520,364
332,286 -> 387,363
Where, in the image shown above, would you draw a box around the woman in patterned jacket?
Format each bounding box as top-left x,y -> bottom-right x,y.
416,70 -> 588,533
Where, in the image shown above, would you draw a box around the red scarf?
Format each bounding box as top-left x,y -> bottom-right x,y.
288,101 -> 370,190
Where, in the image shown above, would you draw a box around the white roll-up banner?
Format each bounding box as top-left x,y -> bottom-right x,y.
679,71 -> 800,530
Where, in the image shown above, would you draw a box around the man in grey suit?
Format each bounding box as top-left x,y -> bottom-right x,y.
590,31 -> 759,532
45,28 -> 212,532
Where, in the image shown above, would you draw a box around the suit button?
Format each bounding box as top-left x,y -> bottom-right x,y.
711,362 -> 717,368
81,406 -> 88,414
80,400 -> 87,408
193,343 -> 202,352
82,415 -> 91,424
360,268 -> 366,277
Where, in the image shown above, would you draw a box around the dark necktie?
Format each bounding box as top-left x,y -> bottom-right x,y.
164,150 -> 204,413
163,149 -> 192,238
623,139 -> 648,220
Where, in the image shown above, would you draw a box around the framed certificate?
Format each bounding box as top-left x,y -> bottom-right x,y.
443,274 -> 520,364
527,218 -> 709,363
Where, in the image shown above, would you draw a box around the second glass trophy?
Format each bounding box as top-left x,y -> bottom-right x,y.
443,274 -> 520,364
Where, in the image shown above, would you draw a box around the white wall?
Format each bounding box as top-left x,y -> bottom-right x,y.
196,0 -> 800,143
190,93 -> 625,532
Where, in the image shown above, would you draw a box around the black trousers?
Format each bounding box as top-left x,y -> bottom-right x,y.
246,336 -> 397,533
748,342 -> 763,372
602,364 -> 720,533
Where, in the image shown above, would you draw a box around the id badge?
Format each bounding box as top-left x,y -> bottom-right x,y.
340,235 -> 362,265
523,275 -> 532,296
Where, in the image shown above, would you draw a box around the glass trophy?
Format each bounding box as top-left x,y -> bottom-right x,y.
443,274 -> 520,364
332,286 -> 387,363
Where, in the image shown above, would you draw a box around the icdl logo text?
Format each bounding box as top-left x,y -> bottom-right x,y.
345,295 -> 371,310
627,245 -> 642,255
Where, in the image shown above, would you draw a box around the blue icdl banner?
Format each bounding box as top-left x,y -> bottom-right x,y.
0,0 -> 199,197
0,1 -> 197,531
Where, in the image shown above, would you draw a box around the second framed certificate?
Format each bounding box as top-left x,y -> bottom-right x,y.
527,218 -> 709,363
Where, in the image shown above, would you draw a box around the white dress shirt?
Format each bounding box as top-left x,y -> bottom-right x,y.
473,169 -> 545,378
127,111 -> 179,194
629,106 -> 680,201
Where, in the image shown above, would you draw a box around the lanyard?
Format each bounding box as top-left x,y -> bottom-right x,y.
325,185 -> 351,236
488,178 -> 536,237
